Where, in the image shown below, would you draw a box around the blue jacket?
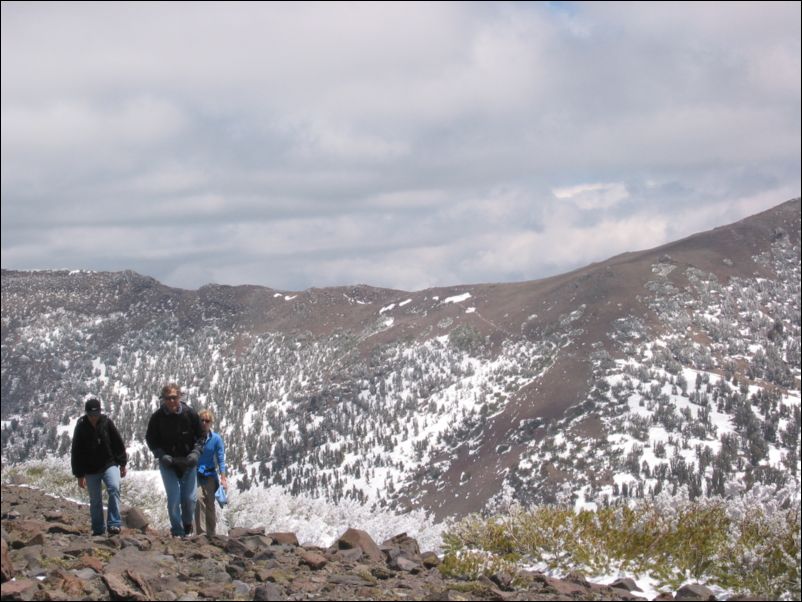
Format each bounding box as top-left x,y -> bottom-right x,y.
197,431 -> 226,477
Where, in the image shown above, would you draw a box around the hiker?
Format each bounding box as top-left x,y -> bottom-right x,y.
70,398 -> 128,536
194,409 -> 228,536
145,383 -> 203,537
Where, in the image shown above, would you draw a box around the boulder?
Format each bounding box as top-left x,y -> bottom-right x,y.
675,583 -> 717,600
381,533 -> 421,559
228,527 -> 265,538
336,528 -> 384,563
253,582 -> 286,601
123,507 -> 150,531
267,532 -> 299,546
102,573 -> 147,601
1,537 -> 15,582
610,577 -> 642,592
298,550 -> 328,570
0,578 -> 39,601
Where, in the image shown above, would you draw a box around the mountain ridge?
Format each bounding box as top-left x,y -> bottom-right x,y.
2,198 -> 800,519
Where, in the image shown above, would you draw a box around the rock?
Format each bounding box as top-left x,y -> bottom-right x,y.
675,583 -> 717,600
257,568 -> 292,585
381,533 -> 421,559
102,573 -> 148,601
23,533 -> 45,547
298,550 -> 328,570
2,483 -> 662,601
382,532 -> 424,574
476,575 -> 510,600
591,582 -> 649,601
228,527 -> 265,538
76,554 -> 104,573
565,571 -> 591,587
62,540 -> 96,557
267,532 -> 299,546
19,545 -> 46,577
43,511 -> 63,522
125,568 -> 157,599
1,537 -> 15,582
333,547 -> 364,563
45,523 -> 83,535
0,578 -> 39,601
253,582 -> 286,601
610,577 -> 642,592
370,565 -> 395,580
43,569 -> 86,597
73,568 -> 100,580
336,528 -> 384,563
123,507 -> 150,531
120,535 -> 152,551
224,537 -> 251,557
391,556 -> 421,573
328,574 -> 374,586
239,534 -> 274,557
541,575 -> 590,597
424,588 -> 485,601
252,548 -> 275,562
197,582 -> 230,599
231,579 -> 250,596
225,562 -> 245,579
490,570 -> 515,591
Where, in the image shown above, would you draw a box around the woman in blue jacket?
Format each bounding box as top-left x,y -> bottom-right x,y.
195,409 -> 228,536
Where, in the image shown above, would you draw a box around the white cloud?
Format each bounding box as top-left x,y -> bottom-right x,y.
1,97 -> 186,155
1,2 -> 799,290
552,182 -> 630,210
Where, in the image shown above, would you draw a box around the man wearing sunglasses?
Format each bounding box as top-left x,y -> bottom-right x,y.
145,383 -> 204,537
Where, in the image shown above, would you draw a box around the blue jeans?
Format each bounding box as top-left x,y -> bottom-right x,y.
159,464 -> 197,536
85,465 -> 121,535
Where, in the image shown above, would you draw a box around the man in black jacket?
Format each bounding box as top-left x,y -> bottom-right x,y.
71,398 -> 128,536
145,383 -> 203,537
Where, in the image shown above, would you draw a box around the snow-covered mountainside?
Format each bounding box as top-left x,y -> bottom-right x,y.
2,198 -> 800,519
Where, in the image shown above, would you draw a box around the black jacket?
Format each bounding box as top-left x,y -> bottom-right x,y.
71,415 -> 127,478
145,402 -> 203,461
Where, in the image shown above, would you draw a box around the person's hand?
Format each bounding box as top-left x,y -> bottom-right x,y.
220,474 -> 228,489
160,455 -> 174,468
120,466 -> 127,478
186,452 -> 199,468
77,477 -> 86,489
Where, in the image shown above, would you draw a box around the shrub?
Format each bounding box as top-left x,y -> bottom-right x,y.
441,484 -> 801,599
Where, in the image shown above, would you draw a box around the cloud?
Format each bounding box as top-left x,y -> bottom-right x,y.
1,2 -> 799,291
552,182 -> 630,210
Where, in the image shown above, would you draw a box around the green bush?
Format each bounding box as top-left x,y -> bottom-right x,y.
442,486 -> 801,599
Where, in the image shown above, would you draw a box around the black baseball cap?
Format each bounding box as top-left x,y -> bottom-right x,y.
85,398 -> 101,416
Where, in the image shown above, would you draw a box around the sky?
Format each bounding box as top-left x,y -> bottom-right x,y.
2,1 -> 800,292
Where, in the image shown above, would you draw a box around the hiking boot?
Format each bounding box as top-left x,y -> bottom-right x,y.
108,526 -> 121,535
183,523 -> 193,536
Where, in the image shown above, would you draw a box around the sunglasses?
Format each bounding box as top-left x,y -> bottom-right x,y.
201,419 -> 212,423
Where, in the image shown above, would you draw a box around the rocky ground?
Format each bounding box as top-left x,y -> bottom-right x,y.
1,484 -> 758,601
